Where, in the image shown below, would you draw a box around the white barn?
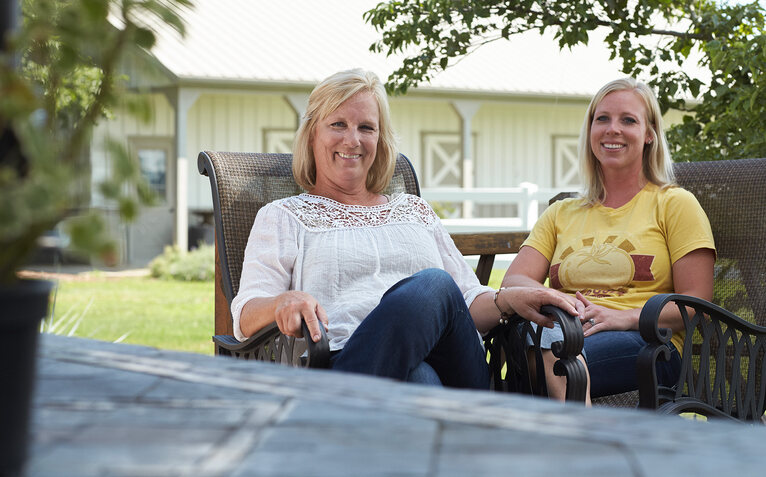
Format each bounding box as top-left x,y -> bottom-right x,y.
91,0 -> 681,264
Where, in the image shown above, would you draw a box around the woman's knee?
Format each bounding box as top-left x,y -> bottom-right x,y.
383,268 -> 457,302
377,268 -> 466,328
405,268 -> 463,300
583,331 -> 644,366
411,267 -> 455,288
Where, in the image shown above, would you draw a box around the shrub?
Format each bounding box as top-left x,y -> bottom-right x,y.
149,244 -> 215,282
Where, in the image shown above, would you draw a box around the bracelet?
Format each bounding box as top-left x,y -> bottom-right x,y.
494,287 -> 513,325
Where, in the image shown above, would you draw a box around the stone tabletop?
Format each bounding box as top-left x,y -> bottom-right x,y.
28,335 -> 766,476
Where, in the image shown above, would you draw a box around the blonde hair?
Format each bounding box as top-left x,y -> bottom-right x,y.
292,69 -> 397,193
579,78 -> 675,205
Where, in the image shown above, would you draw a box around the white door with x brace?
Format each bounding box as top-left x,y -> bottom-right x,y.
553,135 -> 580,187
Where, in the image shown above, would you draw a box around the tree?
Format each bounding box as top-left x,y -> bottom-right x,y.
365,0 -> 766,162
0,0 -> 192,283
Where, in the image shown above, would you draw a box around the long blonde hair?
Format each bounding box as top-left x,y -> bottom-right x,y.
292,69 -> 397,193
579,78 -> 675,205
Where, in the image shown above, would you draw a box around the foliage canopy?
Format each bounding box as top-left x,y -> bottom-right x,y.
365,0 -> 766,162
0,0 -> 191,283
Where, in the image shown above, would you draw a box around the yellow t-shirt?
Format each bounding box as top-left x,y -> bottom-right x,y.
523,183 -> 715,353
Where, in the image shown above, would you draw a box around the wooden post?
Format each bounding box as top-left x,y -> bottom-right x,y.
450,231 -> 530,285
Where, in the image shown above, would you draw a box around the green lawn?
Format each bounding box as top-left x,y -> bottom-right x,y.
46,277 -> 215,355
486,269 -> 504,289
44,268 -> 506,356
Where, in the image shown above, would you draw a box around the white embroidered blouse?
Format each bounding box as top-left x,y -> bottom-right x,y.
231,192 -> 492,349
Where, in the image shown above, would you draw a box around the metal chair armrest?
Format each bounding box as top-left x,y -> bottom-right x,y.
484,305 -> 587,402
637,293 -> 766,421
300,320 -> 330,369
214,320 -> 330,368
213,323 -> 281,358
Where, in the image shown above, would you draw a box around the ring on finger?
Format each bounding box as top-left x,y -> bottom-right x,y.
588,318 -> 596,326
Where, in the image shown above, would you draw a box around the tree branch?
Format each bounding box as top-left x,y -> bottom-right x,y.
61,6 -> 132,164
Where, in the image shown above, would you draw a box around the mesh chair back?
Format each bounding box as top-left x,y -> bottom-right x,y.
674,158 -> 766,326
198,151 -> 420,306
673,158 -> 766,419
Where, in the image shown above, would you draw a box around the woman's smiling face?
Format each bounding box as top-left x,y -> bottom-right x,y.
590,89 -> 653,175
311,91 -> 380,194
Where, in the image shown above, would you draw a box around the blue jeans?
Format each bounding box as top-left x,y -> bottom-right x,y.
584,330 -> 682,398
330,268 -> 490,389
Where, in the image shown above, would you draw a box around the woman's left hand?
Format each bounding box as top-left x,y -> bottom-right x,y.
577,292 -> 639,337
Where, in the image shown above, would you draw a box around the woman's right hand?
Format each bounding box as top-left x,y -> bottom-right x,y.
500,286 -> 583,328
273,291 -> 329,342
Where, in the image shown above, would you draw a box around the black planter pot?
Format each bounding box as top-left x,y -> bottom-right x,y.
0,279 -> 52,477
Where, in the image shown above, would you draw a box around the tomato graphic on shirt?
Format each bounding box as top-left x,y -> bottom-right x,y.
549,234 -> 655,296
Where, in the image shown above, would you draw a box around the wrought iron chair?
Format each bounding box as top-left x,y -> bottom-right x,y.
636,158 -> 766,422
197,151 -> 586,399
551,158 -> 766,421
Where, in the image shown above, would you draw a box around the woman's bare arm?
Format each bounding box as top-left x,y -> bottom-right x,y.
239,291 -> 328,342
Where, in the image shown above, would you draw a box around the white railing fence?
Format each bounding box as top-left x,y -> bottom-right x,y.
422,183 -> 577,233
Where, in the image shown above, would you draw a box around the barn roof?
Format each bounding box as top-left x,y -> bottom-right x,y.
137,0 -> 672,99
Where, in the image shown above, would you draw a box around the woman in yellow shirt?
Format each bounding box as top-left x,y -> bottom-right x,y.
503,78 -> 716,401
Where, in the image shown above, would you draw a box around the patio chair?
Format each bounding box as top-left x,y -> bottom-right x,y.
552,158 -> 766,422
197,151 -> 586,400
636,158 -> 766,422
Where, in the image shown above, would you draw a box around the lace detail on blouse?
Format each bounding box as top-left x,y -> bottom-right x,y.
278,193 -> 437,231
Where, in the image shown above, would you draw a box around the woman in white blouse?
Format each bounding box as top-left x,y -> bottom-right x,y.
231,69 -> 582,388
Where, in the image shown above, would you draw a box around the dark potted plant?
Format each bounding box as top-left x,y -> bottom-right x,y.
0,1 -> 190,475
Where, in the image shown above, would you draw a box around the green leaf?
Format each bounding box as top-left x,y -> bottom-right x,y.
0,0 -> 192,281
133,28 -> 156,50
99,180 -> 121,200
118,197 -> 138,222
81,0 -> 109,20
